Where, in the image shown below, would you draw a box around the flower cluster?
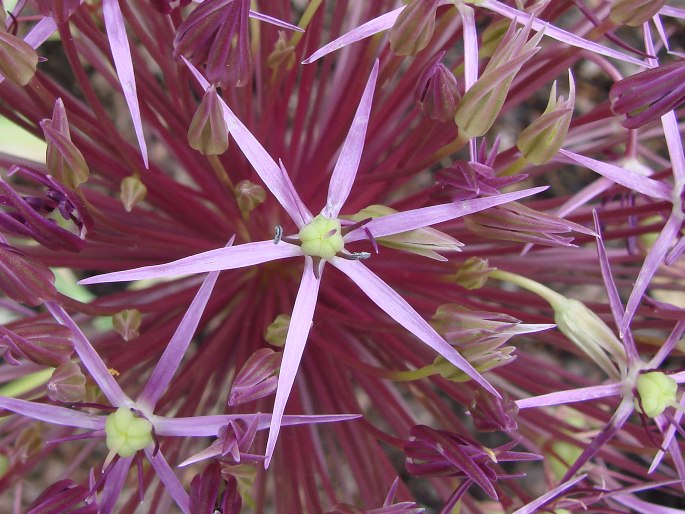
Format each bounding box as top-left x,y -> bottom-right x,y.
0,1 -> 684,513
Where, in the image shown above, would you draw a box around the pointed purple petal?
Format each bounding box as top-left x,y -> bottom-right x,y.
183,58 -> 309,226
100,457 -> 132,514
480,0 -> 647,67
248,10 -> 304,32
558,150 -> 672,201
155,413 -> 360,437
515,383 -> 621,409
324,60 -> 379,218
45,302 -> 128,406
138,258 -> 224,409
621,215 -> 682,336
79,240 -> 302,285
102,0 -> 148,168
662,110 -> 685,183
302,7 -> 403,64
457,4 -> 478,90
332,259 -> 499,397
344,187 -> 547,242
265,258 -> 322,466
144,448 -> 190,514
512,475 -> 586,514
0,396 -> 105,430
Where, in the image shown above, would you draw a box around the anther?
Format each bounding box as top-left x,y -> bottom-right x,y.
274,225 -> 283,244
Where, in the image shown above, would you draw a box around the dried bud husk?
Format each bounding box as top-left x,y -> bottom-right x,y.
120,176 -> 147,212
0,244 -> 56,306
11,425 -> 42,465
517,74 -> 575,165
609,60 -> 685,129
47,361 -> 86,403
112,309 -> 142,341
453,257 -> 495,290
41,99 -> 89,188
610,0 -> 666,27
267,31 -> 296,71
27,480 -> 97,513
389,0 -> 440,55
228,348 -> 281,406
235,180 -> 266,216
188,86 -> 229,155
0,30 -> 38,86
349,204 -> 462,260
455,19 -> 542,138
415,52 -> 460,123
264,314 -> 290,347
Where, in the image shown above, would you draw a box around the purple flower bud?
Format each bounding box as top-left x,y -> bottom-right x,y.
415,51 -> 460,123
0,243 -> 56,306
190,461 -> 222,514
151,0 -> 192,15
469,390 -> 519,432
33,0 -> 81,23
389,0 -> 440,56
26,479 -> 97,514
434,161 -> 526,202
610,0 -> 666,27
41,99 -> 90,188
609,60 -> 685,129
188,86 -> 230,155
0,30 -> 38,86
228,348 -> 282,406
173,0 -> 252,88
47,361 -> 86,403
0,321 -> 73,366
221,475 -> 243,514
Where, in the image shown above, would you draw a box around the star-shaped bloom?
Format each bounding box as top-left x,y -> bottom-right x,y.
0,265 -> 356,513
81,58 -> 546,466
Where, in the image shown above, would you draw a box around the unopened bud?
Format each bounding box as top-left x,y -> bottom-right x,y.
389,0 -> 440,55
0,243 -> 56,306
470,390 -> 519,432
12,426 -> 42,465
517,74 -> 575,165
0,31 -> 38,86
188,86 -> 229,155
112,309 -> 142,341
453,257 -> 494,290
235,180 -> 266,216
267,31 -> 295,71
228,348 -> 281,406
610,0 -> 666,27
120,176 -> 147,212
41,99 -> 89,188
415,52 -> 460,123
635,371 -> 677,418
264,314 -> 290,347
47,361 -> 86,403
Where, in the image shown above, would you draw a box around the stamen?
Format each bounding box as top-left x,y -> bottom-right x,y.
274,225 -> 283,244
338,251 -> 371,260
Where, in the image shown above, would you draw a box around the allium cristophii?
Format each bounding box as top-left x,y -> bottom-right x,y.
1,1 -> 685,513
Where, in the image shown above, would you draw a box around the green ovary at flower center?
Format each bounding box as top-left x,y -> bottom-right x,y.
298,214 -> 344,260
635,371 -> 677,418
105,407 -> 153,457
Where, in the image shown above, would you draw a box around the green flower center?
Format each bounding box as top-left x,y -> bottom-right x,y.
105,406 -> 153,457
298,214 -> 344,260
635,371 -> 678,418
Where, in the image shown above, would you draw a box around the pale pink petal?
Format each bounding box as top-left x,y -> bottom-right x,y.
248,10 -> 304,32
155,413 -> 360,437
558,149 -> 672,201
621,215 -> 682,336
344,187 -> 547,242
660,6 -> 685,19
480,0 -> 648,67
302,7 -> 404,64
515,383 -> 621,409
184,58 -> 309,226
457,4 -> 478,91
46,302 -> 129,406
144,448 -> 190,514
265,257 -> 322,466
332,259 -> 499,397
0,396 -> 105,430
79,240 -> 302,285
512,475 -> 586,514
102,0 -> 148,168
138,239 -> 228,409
324,60 -> 379,218
662,110 -> 685,183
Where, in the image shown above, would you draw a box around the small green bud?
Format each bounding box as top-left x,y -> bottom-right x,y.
265,314 -> 290,347
120,176 -> 147,212
517,74 -> 575,165
389,0 -> 440,56
113,309 -> 142,341
235,180 -> 266,217
298,214 -> 344,260
188,86 -> 229,155
0,30 -> 38,86
47,361 -> 86,403
635,371 -> 677,418
105,407 -> 153,458
453,257 -> 495,290
267,31 -> 295,71
610,0 -> 666,27
41,99 -> 89,188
